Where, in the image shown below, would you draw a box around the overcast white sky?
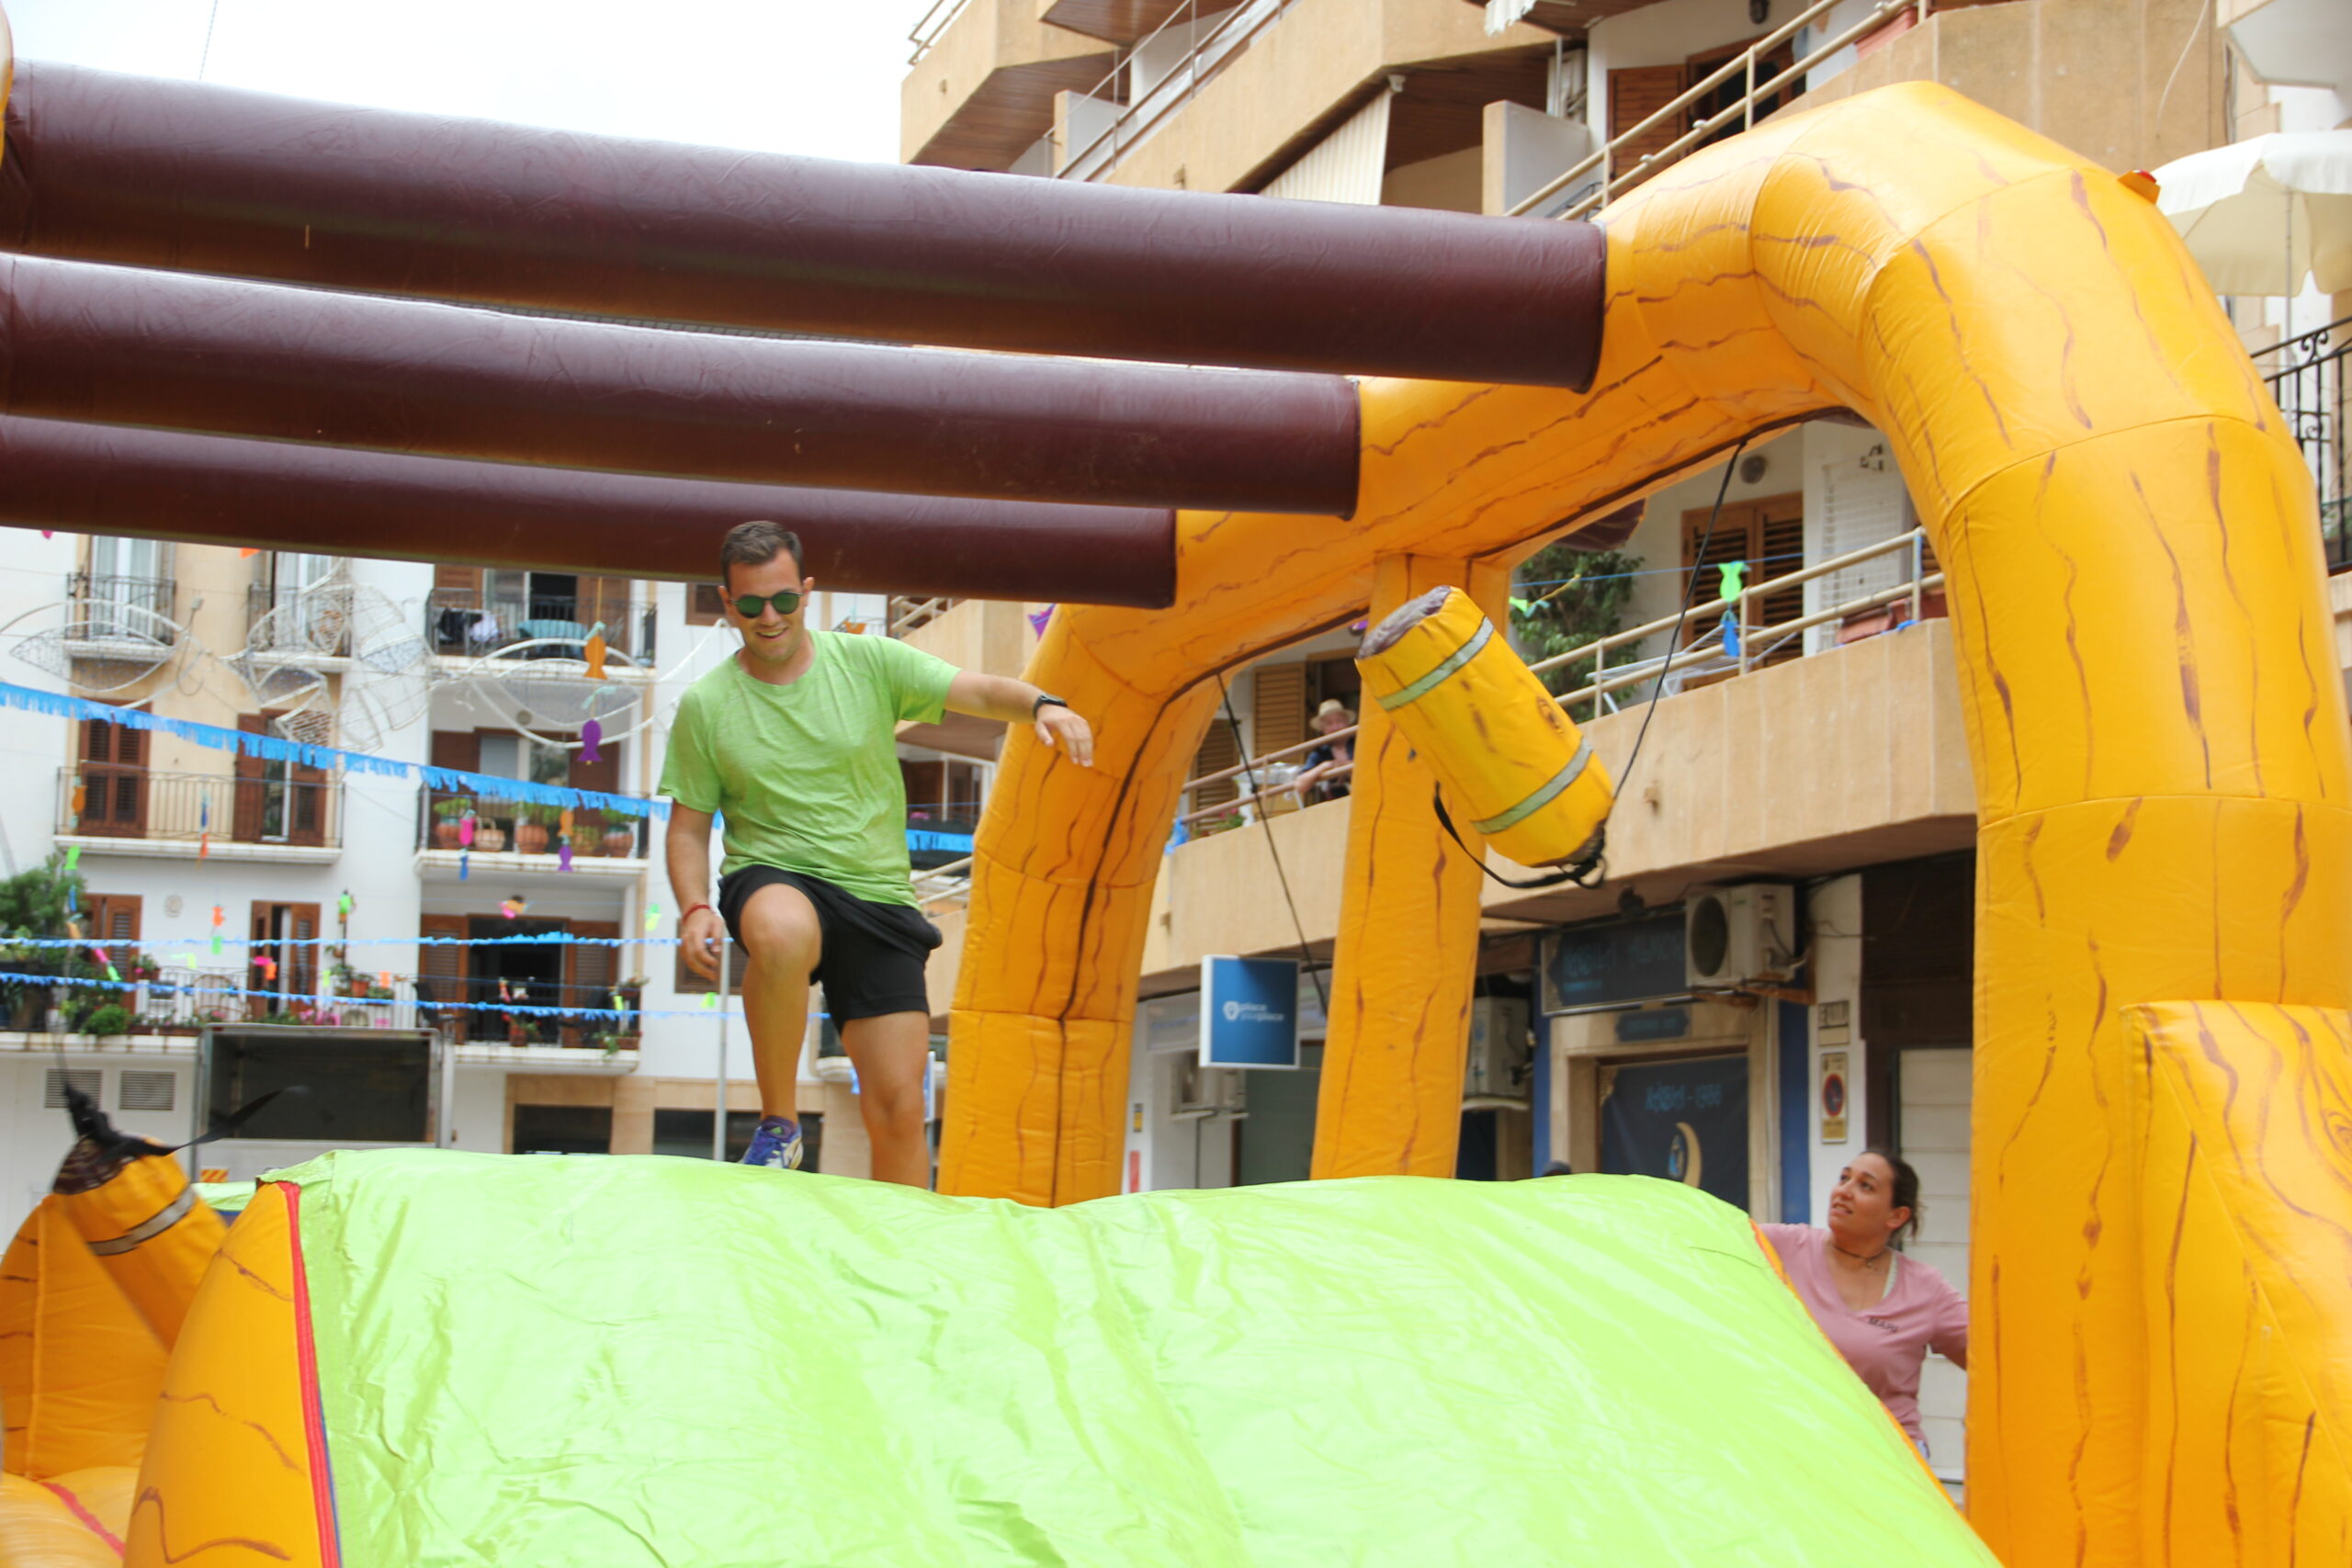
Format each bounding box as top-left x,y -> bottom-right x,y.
6,0 -> 931,161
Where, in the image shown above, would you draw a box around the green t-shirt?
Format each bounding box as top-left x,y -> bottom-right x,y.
659,632 -> 958,906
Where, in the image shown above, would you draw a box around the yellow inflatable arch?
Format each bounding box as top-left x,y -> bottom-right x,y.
943,81 -> 2352,1567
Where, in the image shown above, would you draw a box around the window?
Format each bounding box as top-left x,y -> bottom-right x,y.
512,1104 -> 612,1155
687,582 -> 727,626
205,1028 -> 431,1143
77,712 -> 148,838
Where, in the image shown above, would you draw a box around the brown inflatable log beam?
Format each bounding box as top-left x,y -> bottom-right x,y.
0,254 -> 1359,517
0,62 -> 1605,389
0,416 -> 1176,607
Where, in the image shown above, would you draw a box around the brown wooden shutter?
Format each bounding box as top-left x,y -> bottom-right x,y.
1682,501 -> 1756,650
1191,718 -> 1240,811
419,913 -> 469,1037
901,760 -> 947,818
80,712 -> 147,838
1751,493 -> 1807,666
1252,662 -> 1309,763
673,929 -> 747,995
287,904 -> 321,999
568,740 -> 620,798
233,715 -> 267,841
687,583 -> 726,626
1608,65 -> 1688,189
563,920 -> 621,1047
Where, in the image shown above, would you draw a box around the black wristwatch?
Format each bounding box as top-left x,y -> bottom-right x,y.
1033,693 -> 1069,718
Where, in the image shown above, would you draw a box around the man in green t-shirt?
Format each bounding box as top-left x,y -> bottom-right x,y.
661,521 -> 1094,1184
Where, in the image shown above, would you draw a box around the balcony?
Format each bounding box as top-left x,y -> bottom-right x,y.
0,964 -> 642,1055
245,581 -> 353,655
893,598 -> 1039,757
414,784 -> 651,882
55,767 -> 342,862
424,586 -> 653,664
64,570 -> 178,646
902,0 -> 1115,170
2262,315 -> 2349,573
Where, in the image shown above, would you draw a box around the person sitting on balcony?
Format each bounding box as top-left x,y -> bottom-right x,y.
1293,699 -> 1355,805
662,521 -> 1094,1184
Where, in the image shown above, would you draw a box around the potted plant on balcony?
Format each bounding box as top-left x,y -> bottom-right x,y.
514,802 -> 554,857
431,795 -> 470,850
601,812 -> 638,859
80,1001 -> 133,1039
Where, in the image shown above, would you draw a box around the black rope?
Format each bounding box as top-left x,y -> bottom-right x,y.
1430,787 -> 1605,891
1614,435 -> 1752,797
1216,673 -> 1328,1019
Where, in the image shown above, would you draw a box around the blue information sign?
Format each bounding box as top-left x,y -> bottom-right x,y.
1199,955 -> 1302,1069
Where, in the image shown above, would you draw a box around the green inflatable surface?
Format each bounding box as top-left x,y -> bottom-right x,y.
279,1150 -> 1991,1566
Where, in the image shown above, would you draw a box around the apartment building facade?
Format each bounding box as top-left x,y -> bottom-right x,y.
903,0 -> 2352,1483
0,534 -> 1002,1211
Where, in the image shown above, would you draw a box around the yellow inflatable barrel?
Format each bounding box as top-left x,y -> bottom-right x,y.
1355,586 -> 1612,868
51,1096 -> 225,1348
0,1197 -> 166,1479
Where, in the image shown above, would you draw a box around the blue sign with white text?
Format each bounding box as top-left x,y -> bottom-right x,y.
1199,955 -> 1302,1069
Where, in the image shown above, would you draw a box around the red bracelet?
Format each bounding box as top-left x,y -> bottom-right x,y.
682,903 -> 713,922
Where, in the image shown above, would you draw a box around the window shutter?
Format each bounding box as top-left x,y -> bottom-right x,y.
687,583 -> 726,626
1191,718 -> 1240,810
1252,662 -> 1309,762
564,920 -> 622,1047
44,1068 -> 103,1109
1607,65 -> 1688,188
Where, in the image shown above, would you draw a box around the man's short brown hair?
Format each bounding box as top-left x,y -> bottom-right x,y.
718,520 -> 804,590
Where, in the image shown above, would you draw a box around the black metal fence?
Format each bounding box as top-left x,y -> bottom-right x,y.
67,571 -> 177,637
2265,314 -> 2350,573
424,586 -> 650,659
58,767 -> 341,847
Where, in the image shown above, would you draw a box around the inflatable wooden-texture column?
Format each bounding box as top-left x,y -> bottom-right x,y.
1308,556 -> 1506,1179
946,93 -> 2352,1565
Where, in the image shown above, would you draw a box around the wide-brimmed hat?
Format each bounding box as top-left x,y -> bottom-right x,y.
1313,698 -> 1355,729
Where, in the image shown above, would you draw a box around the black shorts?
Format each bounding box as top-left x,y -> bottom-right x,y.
717,865 -> 943,1021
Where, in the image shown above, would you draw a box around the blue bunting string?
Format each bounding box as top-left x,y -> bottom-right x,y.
3,967 -> 727,1022
0,681 -> 668,819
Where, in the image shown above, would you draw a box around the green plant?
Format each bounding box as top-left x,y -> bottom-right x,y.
432,795 -> 475,821
0,852 -> 88,938
81,1001 -> 133,1036
1510,545 -> 1643,720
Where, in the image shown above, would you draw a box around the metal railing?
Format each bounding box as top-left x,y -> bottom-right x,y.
66,571 -> 178,641
2262,315 -> 2351,573
1174,527 -> 1945,827
424,588 -> 644,659
1057,0 -> 1302,184
57,766 -> 341,848
245,581 -> 354,654
909,0 -> 974,64
416,784 -> 650,860
1510,0 -> 1928,220
888,595 -> 962,637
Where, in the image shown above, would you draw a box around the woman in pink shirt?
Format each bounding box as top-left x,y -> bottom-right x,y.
1759,1150 -> 1968,1452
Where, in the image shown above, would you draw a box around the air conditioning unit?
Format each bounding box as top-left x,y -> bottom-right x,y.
1173,1058 -> 1246,1120
1684,883 -> 1798,988
1464,997 -> 1532,1101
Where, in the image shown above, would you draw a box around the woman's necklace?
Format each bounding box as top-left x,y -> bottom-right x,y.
1828,1237 -> 1891,1269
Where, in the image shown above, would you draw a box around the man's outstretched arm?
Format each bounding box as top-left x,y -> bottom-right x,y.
944,671 -> 1095,767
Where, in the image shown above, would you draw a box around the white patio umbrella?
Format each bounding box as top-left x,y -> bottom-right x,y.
2154,130 -> 2352,297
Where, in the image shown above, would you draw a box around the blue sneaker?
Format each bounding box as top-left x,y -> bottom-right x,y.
740,1116 -> 803,1170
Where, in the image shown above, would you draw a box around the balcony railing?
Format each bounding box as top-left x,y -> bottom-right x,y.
1057,0 -> 1304,184
1175,526 -> 1947,829
1510,0 -> 1927,220
415,784 -> 651,860
2263,315 -> 2350,573
888,595 -> 963,637
908,0 -> 974,63
57,767 -> 340,848
424,587 -> 648,660
13,965 -> 640,1051
244,581 -> 354,654
66,571 -> 178,641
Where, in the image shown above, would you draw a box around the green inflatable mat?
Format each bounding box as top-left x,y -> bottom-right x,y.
278,1149 -> 1992,1566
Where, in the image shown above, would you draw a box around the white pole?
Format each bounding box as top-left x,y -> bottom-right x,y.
712,946 -> 731,1160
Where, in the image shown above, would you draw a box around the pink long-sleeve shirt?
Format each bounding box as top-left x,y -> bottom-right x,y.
1759,1224 -> 1969,1441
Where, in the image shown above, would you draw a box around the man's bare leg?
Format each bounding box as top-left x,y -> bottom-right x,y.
839,1010 -> 933,1188
735,883 -> 823,1120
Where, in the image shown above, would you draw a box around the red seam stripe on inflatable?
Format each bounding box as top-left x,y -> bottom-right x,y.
38,1479 -> 126,1554
284,1183 -> 343,1568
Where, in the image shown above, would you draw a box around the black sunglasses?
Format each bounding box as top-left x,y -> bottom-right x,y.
730,590 -> 803,619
